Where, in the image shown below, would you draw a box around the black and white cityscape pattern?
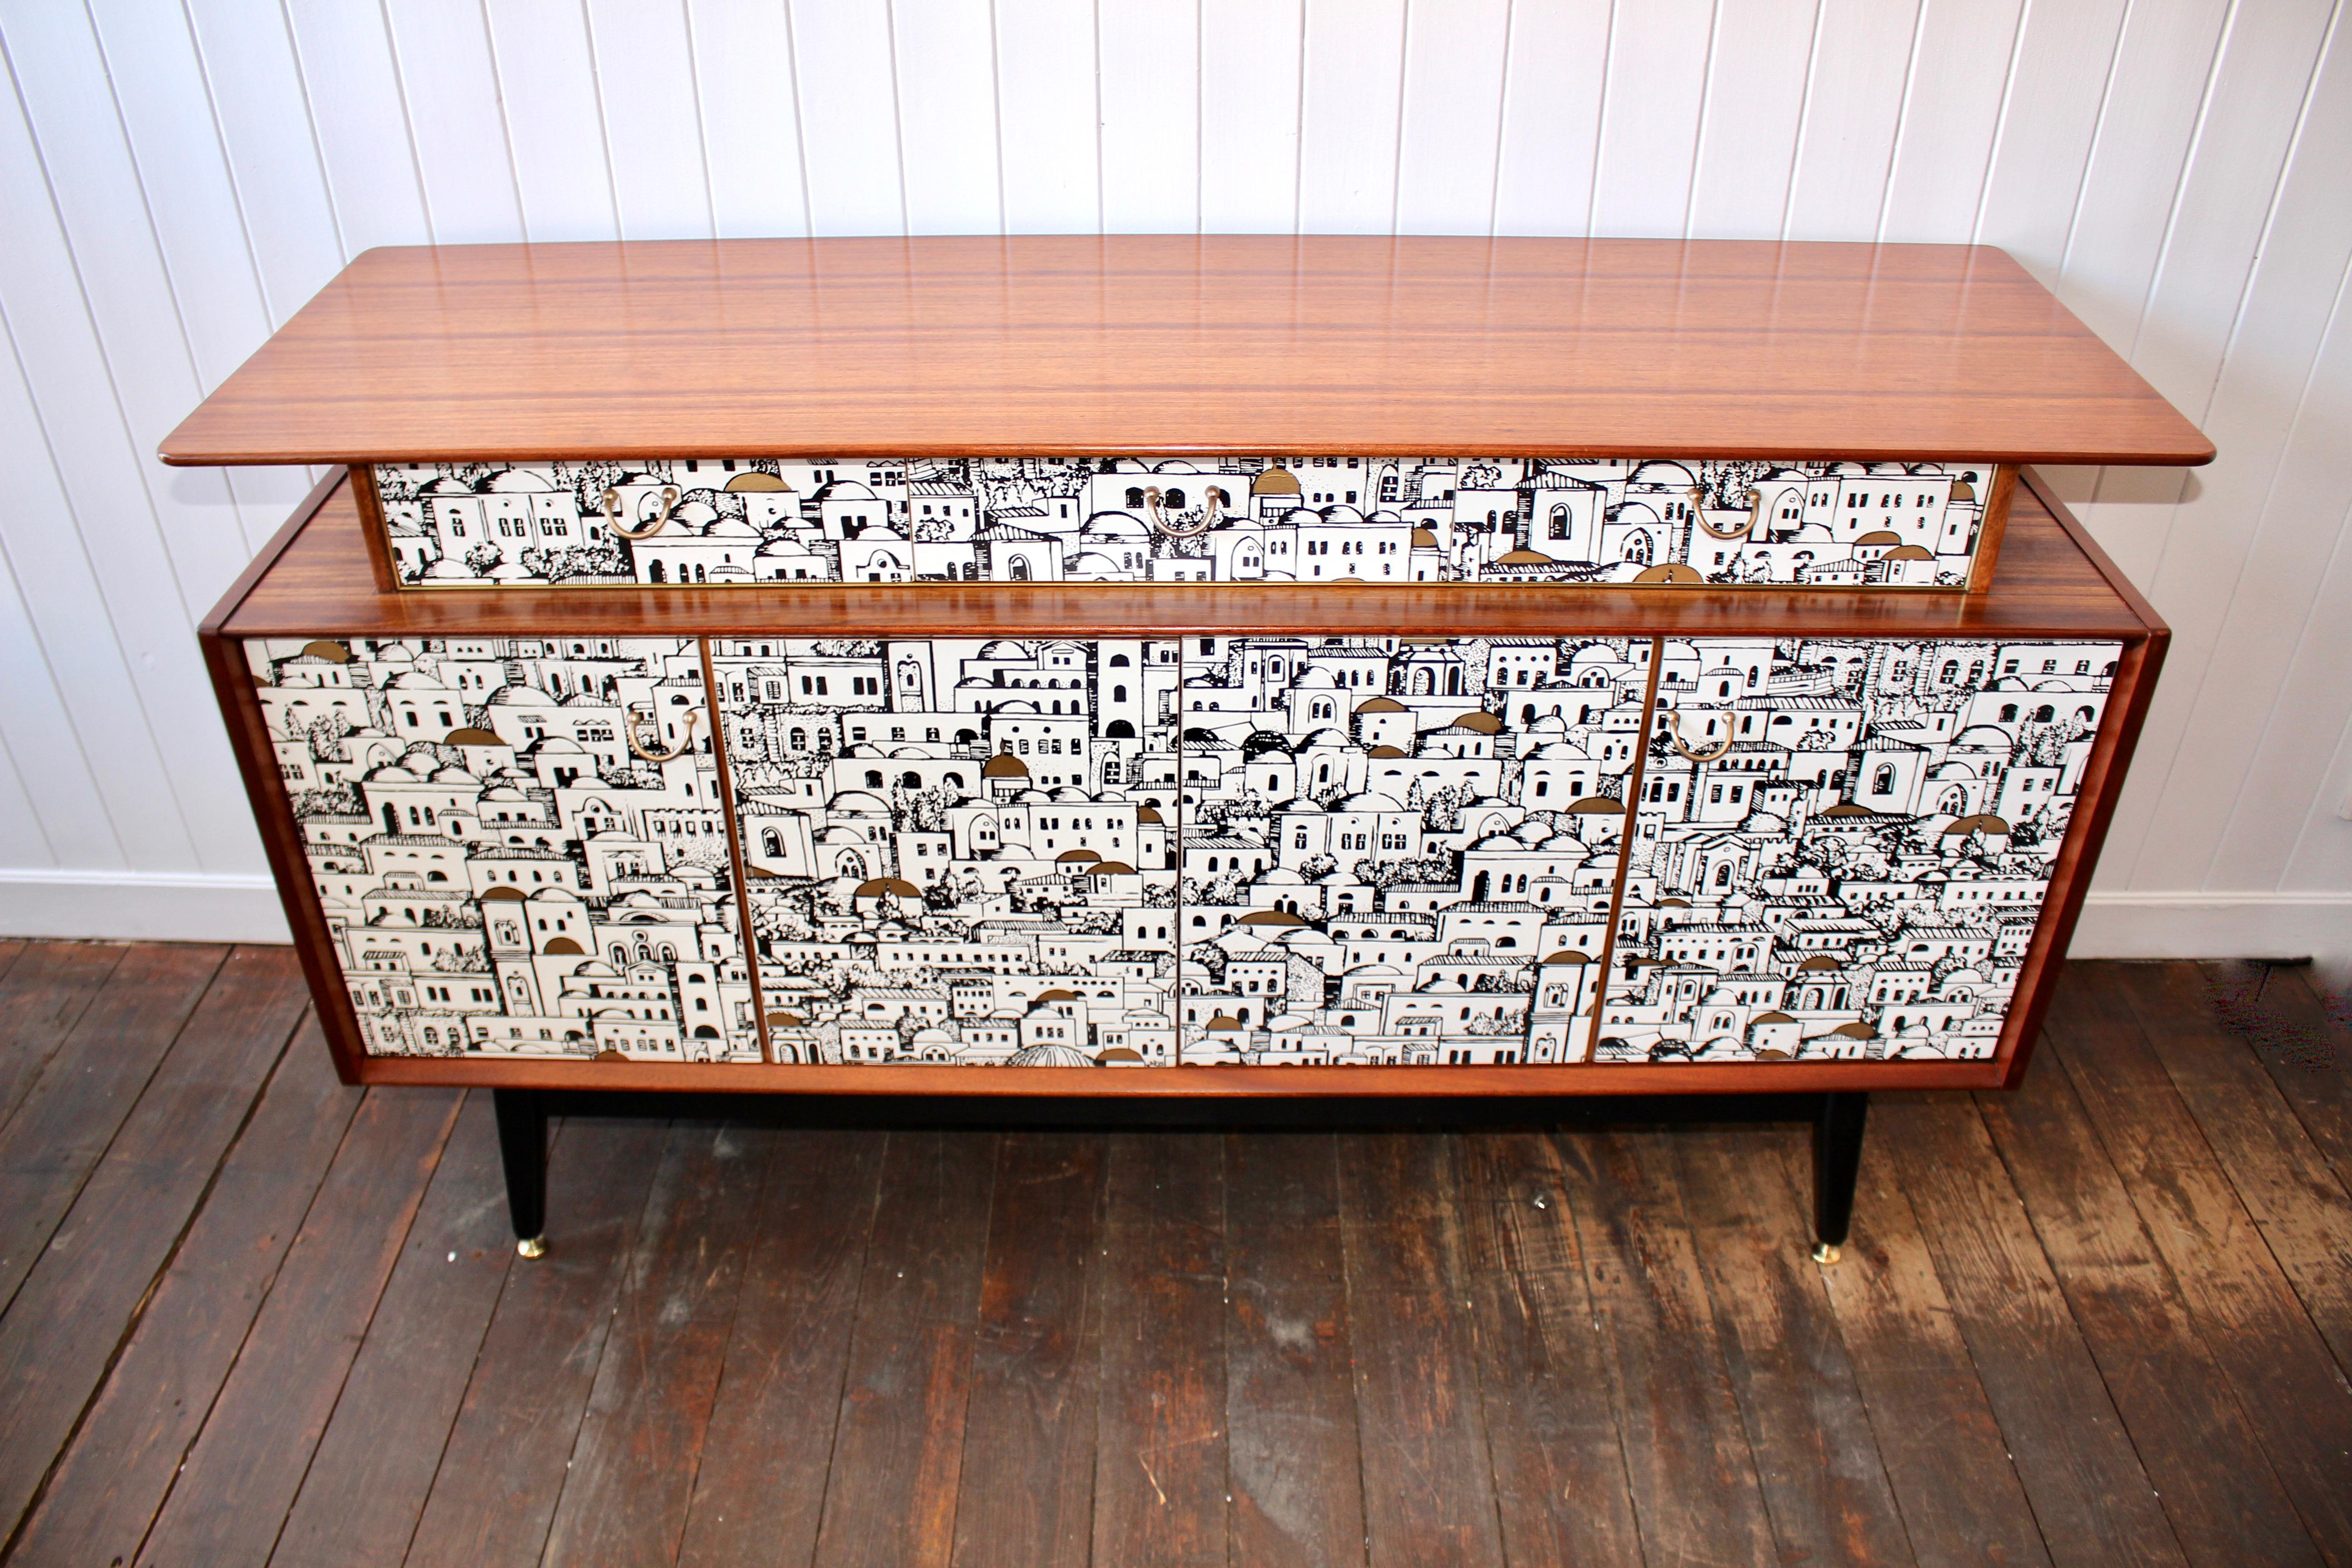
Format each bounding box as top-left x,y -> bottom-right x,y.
371,456 -> 1994,590
709,637 -> 1183,1066
245,636 -> 761,1061
1598,637 -> 2118,1062
250,632 -> 2112,1068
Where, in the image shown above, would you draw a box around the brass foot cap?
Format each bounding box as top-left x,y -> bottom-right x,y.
1811,1242 -> 1843,1265
516,1236 -> 547,1259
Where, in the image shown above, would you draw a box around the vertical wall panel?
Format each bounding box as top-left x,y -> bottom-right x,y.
0,485 -> 119,869
1394,0 -> 1511,234
484,0 -> 620,240
687,0 -> 813,239
1297,0 -> 1406,233
179,0 -> 348,319
1589,0 -> 1713,236
1490,0 -> 1611,235
2098,0 -> 2339,885
2205,263 -> 2352,889
1685,0 -> 1821,240
1098,0 -> 1198,233
4,0 -> 254,602
1876,0 -> 2022,242
2283,734 -> 2352,896
586,0 -> 716,240
1201,0 -> 1304,232
1975,0 -> 2130,267
84,0 -> 285,559
381,0 -> 524,245
787,0 -> 906,235
994,0 -> 1098,230
282,0 -> 431,252
1782,0 -> 1921,240
2120,22 -> 2352,889
2057,0 -> 2235,348
894,0 -> 1005,234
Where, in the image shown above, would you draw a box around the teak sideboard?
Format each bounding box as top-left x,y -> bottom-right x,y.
171,236 -> 2210,1262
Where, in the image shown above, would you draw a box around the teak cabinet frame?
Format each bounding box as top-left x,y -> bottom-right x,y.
172,235 -> 2205,1258
201,466 -> 2166,1105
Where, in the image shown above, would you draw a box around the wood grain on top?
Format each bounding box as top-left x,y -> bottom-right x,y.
161,236 -> 2213,468
216,470 -> 2159,641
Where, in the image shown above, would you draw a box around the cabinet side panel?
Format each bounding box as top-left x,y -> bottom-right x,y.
1995,631 -> 2164,1086
1603,634 -> 2124,1068
204,631 -> 369,1081
710,636 -> 1183,1070
348,465 -> 402,594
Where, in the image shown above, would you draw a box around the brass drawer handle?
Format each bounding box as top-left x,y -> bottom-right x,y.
605,484 -> 681,540
1145,484 -> 1218,539
1666,709 -> 1733,761
625,702 -> 699,762
1699,484 -> 1757,540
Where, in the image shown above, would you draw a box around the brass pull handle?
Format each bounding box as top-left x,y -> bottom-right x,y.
605,485 -> 680,540
1696,485 -> 1755,540
1666,710 -> 1733,762
625,703 -> 699,762
1145,485 -> 1216,539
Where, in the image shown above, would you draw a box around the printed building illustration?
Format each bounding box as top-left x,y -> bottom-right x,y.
245,636 -> 760,1061
710,637 -> 1185,1066
372,456 -> 1992,589
249,631 -> 2113,1069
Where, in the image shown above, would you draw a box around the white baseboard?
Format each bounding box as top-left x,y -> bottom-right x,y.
0,869 -> 292,944
2072,890 -> 2352,968
0,871 -> 2344,969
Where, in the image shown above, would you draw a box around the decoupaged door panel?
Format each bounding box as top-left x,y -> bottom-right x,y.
709,637 -> 1184,1066
1603,636 -> 2124,1063
246,623 -> 2126,1078
244,636 -> 757,1061
1175,635 -> 1632,1066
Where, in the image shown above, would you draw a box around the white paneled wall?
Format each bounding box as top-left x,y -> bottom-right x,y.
1,0 -> 2347,961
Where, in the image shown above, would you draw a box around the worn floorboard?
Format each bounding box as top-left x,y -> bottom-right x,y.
0,948 -> 2346,1568
0,946 -> 306,1547
1090,1133 -> 1229,1568
1223,1132 -> 1365,1568
949,1133 -> 1108,1568
4,1018 -> 360,1568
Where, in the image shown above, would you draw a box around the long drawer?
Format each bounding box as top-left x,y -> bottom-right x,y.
364,456 -> 2009,592
238,628 -> 2117,1072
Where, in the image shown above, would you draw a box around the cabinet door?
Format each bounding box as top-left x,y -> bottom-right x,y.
708,637 -> 1182,1065
1602,636 -> 2123,1063
244,636 -> 755,1061
1174,635 -> 1637,1066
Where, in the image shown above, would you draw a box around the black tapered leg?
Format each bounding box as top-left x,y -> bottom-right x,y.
492,1088 -> 548,1258
1811,1091 -> 1868,1263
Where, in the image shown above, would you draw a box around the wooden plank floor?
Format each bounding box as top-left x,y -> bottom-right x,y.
0,945 -> 2347,1568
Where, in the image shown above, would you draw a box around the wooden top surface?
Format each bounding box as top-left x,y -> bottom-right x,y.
162,236 -> 2212,467
216,470 -> 2161,642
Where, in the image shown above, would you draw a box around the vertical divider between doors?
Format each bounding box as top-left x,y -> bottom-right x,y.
1582,637 -> 1667,1063
701,635 -> 775,1065
1171,637 -> 1188,1065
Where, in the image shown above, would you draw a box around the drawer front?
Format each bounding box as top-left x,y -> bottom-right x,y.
368,456 -> 2002,591
245,630 -> 2116,1073
1606,635 -> 2124,1062
244,636 -> 760,1061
